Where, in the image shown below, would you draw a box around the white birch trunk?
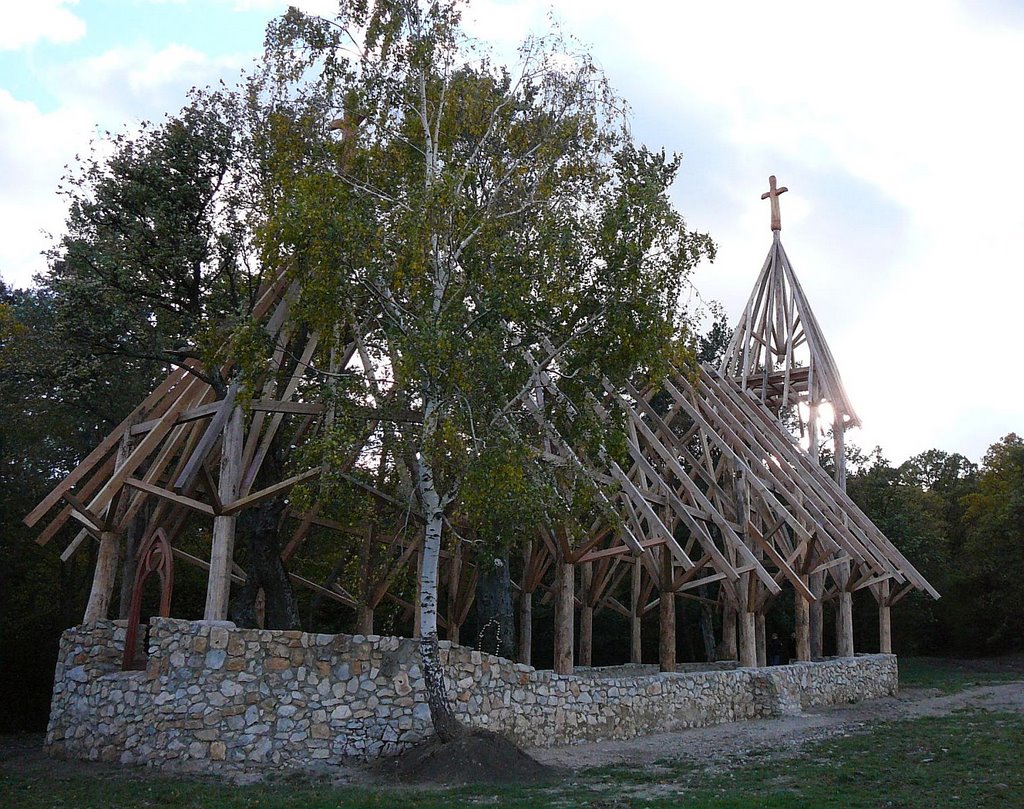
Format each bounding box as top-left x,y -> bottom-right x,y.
415,403 -> 461,741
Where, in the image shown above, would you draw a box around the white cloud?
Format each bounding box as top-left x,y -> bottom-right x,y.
227,0 -> 344,16
0,0 -> 86,50
0,89 -> 96,286
46,42 -> 250,124
0,41 -> 254,288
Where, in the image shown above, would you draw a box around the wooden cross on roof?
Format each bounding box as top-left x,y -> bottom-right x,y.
761,175 -> 788,232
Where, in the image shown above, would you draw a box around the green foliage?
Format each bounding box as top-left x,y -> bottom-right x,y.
259,0 -> 715,553
957,434 -> 1024,652
38,85 -> 284,400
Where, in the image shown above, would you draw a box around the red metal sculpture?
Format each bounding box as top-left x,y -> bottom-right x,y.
122,528 -> 174,670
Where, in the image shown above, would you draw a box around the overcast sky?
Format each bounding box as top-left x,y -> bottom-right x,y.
2,0 -> 1021,466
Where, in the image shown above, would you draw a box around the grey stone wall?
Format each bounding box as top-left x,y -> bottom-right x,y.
46,619 -> 897,769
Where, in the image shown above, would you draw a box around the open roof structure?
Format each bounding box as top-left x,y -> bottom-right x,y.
25,175 -> 937,672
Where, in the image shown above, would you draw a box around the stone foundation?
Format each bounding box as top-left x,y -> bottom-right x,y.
46,618 -> 897,769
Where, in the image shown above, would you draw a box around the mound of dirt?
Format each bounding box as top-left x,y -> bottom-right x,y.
375,728 -> 555,785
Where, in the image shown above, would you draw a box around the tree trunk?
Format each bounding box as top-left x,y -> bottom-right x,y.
416,450 -> 461,741
475,552 -> 514,659
229,497 -> 301,630
117,514 -> 144,620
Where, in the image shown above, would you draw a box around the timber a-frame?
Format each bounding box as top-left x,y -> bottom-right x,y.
26,175 -> 937,674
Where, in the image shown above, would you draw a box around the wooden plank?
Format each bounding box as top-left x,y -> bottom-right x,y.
23,364 -> 196,527
81,376 -> 205,520
173,383 -> 237,493
129,400 -> 222,435
746,521 -> 814,602
219,467 -> 321,516
123,478 -> 216,517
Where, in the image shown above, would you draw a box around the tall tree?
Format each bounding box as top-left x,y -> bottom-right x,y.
43,89 -> 268,393
958,434 -> 1024,652
261,0 -> 714,738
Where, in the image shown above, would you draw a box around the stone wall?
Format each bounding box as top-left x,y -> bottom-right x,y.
47,618 -> 897,769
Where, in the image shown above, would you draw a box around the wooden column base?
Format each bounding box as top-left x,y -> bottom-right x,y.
721,604 -> 738,660
755,613 -> 767,667
794,587 -> 811,661
84,530 -> 120,624
553,559 -> 574,675
518,591 -> 533,666
739,611 -> 757,667
579,604 -> 594,667
879,579 -> 892,654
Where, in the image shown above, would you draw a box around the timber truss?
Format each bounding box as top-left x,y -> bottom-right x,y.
26,178 -> 938,671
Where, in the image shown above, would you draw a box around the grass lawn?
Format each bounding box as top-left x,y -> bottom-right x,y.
899,656 -> 1024,693
4,657 -> 1022,808
3,709 -> 1022,808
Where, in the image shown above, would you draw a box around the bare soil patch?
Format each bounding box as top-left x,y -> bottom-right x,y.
372,727 -> 555,785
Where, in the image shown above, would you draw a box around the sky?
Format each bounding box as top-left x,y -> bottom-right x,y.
1,0 -> 1021,466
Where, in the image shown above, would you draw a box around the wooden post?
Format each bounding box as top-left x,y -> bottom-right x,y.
84,424 -> 136,623
836,560 -> 855,658
630,555 -> 642,664
807,405 -> 824,658
721,603 -> 738,660
809,571 -> 824,658
553,557 -> 574,674
834,423 -> 854,658
518,590 -> 533,665
833,419 -> 847,491
579,562 -> 593,667
204,405 -> 243,621
738,608 -> 757,667
794,585 -> 811,661
518,541 -> 533,665
446,540 -> 462,644
659,545 -> 676,672
755,613 -> 767,667
357,605 -> 374,635
878,579 -> 892,654
83,530 -> 120,623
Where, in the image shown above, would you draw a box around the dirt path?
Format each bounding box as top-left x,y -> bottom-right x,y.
529,679 -> 1024,772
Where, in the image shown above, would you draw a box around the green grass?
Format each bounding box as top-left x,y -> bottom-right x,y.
899,656 -> 1024,693
4,709 -> 1024,808
581,710 -> 1024,808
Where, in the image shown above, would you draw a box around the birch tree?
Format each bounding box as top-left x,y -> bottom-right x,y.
261,0 -> 714,739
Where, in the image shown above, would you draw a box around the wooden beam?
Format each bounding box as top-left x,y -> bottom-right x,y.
219,467 -> 321,516
123,477 -> 216,518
